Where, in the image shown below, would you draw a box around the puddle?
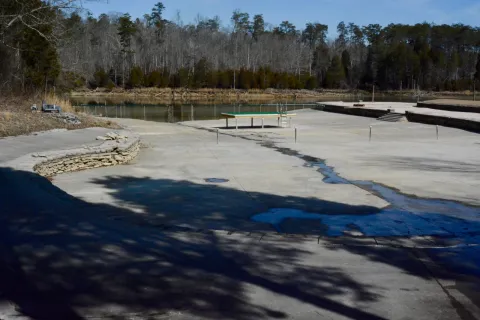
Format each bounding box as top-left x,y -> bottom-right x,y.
252,142 -> 480,237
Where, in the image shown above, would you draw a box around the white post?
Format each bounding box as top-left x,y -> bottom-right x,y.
295,127 -> 297,143
369,126 -> 372,141
217,129 -> 219,144
436,125 -> 439,140
262,118 -> 264,129
236,118 -> 238,130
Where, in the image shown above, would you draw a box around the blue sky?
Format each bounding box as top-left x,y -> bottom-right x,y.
84,0 -> 480,35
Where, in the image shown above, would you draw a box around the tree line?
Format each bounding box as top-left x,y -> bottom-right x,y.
2,1 -> 480,93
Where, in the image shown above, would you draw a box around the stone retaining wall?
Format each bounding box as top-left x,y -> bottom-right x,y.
0,130 -> 143,177
34,140 -> 140,177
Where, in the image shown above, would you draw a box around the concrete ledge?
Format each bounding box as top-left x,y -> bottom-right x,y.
417,101 -> 480,114
316,103 -> 389,118
5,130 -> 140,177
406,111 -> 480,133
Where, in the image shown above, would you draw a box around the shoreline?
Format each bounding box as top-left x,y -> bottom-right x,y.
70,88 -> 477,104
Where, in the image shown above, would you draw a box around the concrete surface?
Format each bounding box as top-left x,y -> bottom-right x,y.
418,99 -> 480,114
422,99 -> 480,107
320,101 -> 480,121
1,119 -> 480,319
183,109 -> 480,206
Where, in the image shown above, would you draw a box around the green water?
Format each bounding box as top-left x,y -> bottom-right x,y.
72,95 -> 446,123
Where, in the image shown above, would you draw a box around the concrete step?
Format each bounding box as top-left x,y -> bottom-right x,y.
377,112 -> 407,122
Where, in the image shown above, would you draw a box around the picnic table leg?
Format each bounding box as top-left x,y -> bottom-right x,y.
251,118 -> 253,127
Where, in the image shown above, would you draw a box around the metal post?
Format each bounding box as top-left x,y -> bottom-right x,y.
236,118 -> 238,130
115,106 -> 118,118
105,106 -> 108,117
144,105 -> 146,120
277,117 -> 280,127
226,118 -> 228,128
436,125 -> 439,140
217,129 -> 219,144
372,85 -> 375,102
369,126 -> 372,141
94,105 -> 97,115
289,117 -> 292,128
262,118 -> 264,129
251,118 -> 253,127
474,80 -> 476,101
295,127 -> 297,143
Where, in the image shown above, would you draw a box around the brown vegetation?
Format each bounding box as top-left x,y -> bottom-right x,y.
0,95 -> 119,138
71,88 -> 365,102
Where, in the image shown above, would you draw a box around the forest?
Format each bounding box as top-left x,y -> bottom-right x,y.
1,0 -> 480,93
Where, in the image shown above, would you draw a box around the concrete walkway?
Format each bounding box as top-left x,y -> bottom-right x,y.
0,121 -> 479,319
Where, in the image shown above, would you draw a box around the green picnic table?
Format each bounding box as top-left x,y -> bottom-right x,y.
221,112 -> 296,129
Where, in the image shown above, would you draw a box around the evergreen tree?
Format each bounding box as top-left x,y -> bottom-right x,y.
341,50 -> 351,86
118,14 -> 137,87
129,66 -> 144,87
475,55 -> 480,81
325,56 -> 345,88
252,14 -> 265,41
19,5 -> 60,90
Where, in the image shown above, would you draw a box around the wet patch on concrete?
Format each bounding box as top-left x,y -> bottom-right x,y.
253,141 -> 480,238
205,178 -> 230,183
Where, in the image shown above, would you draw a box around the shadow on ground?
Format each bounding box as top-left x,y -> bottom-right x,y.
87,175 -> 382,232
218,125 -> 281,130
0,167 -> 478,320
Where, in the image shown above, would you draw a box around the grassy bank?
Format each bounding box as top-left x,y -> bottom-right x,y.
0,95 -> 119,138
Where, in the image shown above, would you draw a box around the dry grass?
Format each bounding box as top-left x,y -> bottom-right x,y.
45,93 -> 75,113
0,94 -> 120,138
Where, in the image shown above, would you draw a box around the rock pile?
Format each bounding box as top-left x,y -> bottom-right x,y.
50,112 -> 81,125
96,132 -> 128,141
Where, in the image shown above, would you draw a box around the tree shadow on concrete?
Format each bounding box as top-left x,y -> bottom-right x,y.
0,167 -> 388,320
85,175 -> 383,232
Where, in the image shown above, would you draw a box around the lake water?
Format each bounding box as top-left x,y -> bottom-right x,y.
72,95 -> 450,123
